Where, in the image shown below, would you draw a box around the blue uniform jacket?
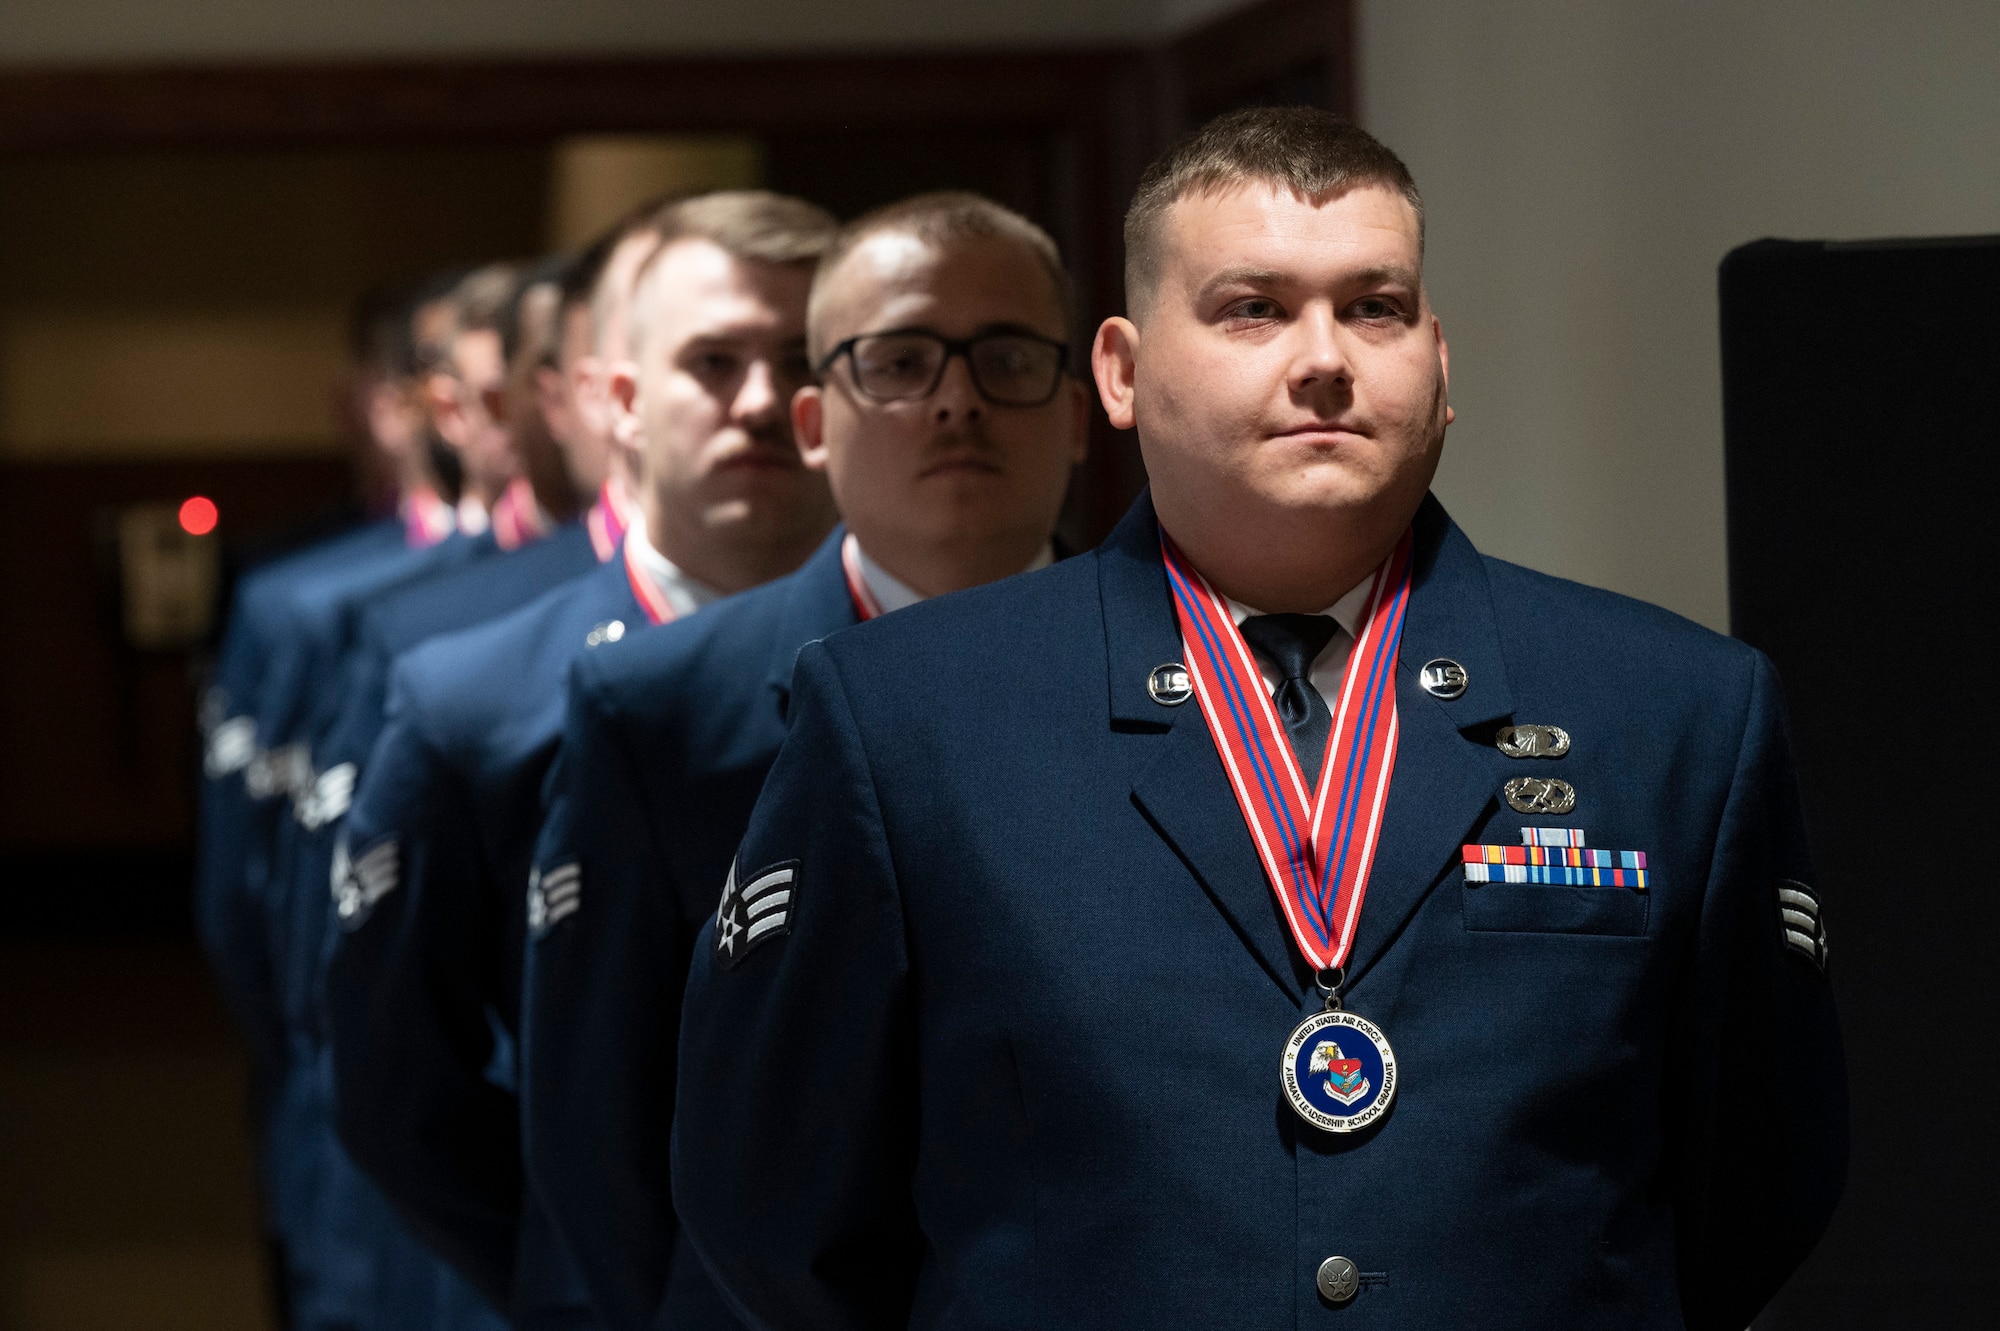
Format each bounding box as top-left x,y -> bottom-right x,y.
267,523 -> 602,1331
287,521 -> 601,1047
521,530 -> 855,1331
672,492 -> 1847,1331
197,518 -> 407,1086
246,531 -> 494,1329
326,554 -> 646,1327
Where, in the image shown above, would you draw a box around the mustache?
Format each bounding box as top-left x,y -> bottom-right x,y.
923,423 -> 1000,458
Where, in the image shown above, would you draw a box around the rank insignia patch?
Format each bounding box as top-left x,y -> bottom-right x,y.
204,716 -> 257,779
332,834 -> 399,931
296,762 -> 356,830
1776,878 -> 1828,972
714,859 -> 797,969
527,861 -> 581,939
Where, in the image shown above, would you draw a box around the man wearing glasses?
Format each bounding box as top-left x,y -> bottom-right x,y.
520,192 -> 1087,1331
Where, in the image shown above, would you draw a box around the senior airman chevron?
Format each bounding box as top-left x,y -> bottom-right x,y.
1461,831 -> 1651,888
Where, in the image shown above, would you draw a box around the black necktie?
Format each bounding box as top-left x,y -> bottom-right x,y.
1238,613 -> 1340,788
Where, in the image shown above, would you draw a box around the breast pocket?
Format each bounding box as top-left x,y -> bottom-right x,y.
1462,880 -> 1650,937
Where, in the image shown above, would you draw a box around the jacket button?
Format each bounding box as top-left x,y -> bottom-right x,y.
1316,1255 -> 1359,1304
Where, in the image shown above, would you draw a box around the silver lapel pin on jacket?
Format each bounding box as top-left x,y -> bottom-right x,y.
1495,724 -> 1570,759
1503,776 -> 1576,815
1419,658 -> 1467,699
1148,663 -> 1192,705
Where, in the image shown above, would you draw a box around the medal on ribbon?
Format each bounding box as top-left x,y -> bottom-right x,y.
1162,527 -> 1413,1133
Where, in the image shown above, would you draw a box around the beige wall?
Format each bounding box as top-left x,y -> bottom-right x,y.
1362,0 -> 2000,630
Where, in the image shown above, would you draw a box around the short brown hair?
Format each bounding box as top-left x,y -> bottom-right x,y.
806,191 -> 1075,357
627,190 -> 838,350
1123,106 -> 1423,316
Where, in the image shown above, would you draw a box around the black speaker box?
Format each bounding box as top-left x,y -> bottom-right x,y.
1721,235 -> 2000,1327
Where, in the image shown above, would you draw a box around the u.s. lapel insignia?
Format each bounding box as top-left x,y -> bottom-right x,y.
332,833 -> 400,931
527,861 -> 581,939
1776,878 -> 1828,972
1495,724 -> 1569,759
1147,663 -> 1192,706
1419,658 -> 1468,699
714,858 -> 799,969
1503,776 -> 1576,815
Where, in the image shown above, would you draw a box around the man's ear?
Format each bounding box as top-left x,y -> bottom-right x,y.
792,385 -> 830,471
426,373 -> 470,451
1433,315 -> 1455,427
606,359 -> 642,450
1091,317 -> 1140,431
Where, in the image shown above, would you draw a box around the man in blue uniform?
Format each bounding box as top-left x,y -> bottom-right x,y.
324,191 -> 841,1331
268,256 -> 641,1331
241,263 -> 560,1331
521,191 -> 1091,1331
196,278 -> 470,1326
672,108 -> 1848,1331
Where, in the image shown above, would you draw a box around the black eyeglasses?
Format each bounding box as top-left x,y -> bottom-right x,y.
817,328 -> 1069,408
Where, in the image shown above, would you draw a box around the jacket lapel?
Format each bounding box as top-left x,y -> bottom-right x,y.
1103,492 -> 1304,1000
764,528 -> 859,721
1343,497 -> 1516,986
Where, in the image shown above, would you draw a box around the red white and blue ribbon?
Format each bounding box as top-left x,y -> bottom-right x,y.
586,481 -> 631,564
1161,528 -> 1414,972
403,486 -> 457,548
490,477 -> 550,552
623,532 -> 678,627
839,533 -> 883,622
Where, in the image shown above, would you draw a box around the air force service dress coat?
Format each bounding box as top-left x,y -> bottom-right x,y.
226,526 -> 489,1326
269,523 -> 602,1331
522,530 -> 858,1331
197,517 -> 406,1088
325,553 -> 646,1329
672,492 -> 1847,1331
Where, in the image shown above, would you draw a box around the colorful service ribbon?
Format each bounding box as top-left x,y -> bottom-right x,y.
1162,528 -> 1414,972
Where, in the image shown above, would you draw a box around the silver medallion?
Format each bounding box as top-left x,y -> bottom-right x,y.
1147,662 -> 1192,706
1281,1008 -> 1397,1133
1503,776 -> 1576,815
1495,724 -> 1570,759
1418,658 -> 1468,699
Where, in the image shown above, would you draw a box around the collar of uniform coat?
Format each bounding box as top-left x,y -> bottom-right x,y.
764,526 -> 863,708
1098,486 -> 1514,732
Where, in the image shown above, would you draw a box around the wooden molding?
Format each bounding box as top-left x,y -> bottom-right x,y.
0,51 -> 1136,152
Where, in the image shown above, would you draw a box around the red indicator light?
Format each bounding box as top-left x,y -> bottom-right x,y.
179,496 -> 219,536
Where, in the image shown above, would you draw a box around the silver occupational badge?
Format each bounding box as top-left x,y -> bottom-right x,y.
1495,724 -> 1570,759
1418,658 -> 1468,699
1503,776 -> 1577,814
1147,663 -> 1192,706
1282,1007 -> 1397,1133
